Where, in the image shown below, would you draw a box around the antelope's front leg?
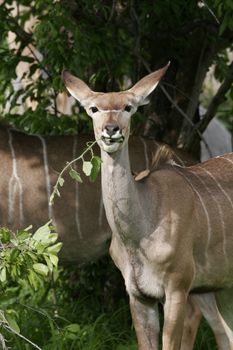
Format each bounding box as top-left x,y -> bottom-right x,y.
129,295 -> 160,350
163,289 -> 188,350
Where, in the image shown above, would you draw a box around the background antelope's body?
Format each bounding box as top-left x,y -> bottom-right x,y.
0,125 -> 162,263
63,66 -> 233,349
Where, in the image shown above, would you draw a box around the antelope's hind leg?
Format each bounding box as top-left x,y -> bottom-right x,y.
215,287 -> 233,349
192,291 -> 233,350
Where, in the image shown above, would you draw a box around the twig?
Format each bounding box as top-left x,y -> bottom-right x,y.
108,0 -> 116,22
27,45 -> 52,80
6,14 -> 32,44
50,140 -> 97,204
0,333 -> 8,350
130,0 -> 142,77
198,1 -> 220,25
3,324 -> 42,350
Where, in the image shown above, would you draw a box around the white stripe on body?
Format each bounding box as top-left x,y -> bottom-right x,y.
195,167 -> 228,266
174,166 -> 211,268
73,137 -> 82,238
200,166 -> 233,211
140,137 -> 149,169
221,155 -> 233,166
8,130 -> 24,225
37,135 -> 53,220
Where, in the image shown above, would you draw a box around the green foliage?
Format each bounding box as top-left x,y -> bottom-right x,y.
0,222 -> 62,348
0,255 -> 138,350
0,0 -> 232,139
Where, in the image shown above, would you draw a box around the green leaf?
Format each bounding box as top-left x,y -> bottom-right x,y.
33,221 -> 52,243
5,312 -> 20,334
82,161 -> 93,176
44,255 -> 53,271
35,242 -> 46,254
0,267 -> 6,283
48,233 -> 58,244
10,248 -> 20,263
46,242 -> 62,255
28,269 -> 39,289
0,310 -> 5,322
0,228 -> 11,243
69,168 -> 83,183
16,230 -> 30,241
65,323 -> 81,333
58,176 -> 64,187
27,252 -> 38,261
33,263 -> 49,276
90,156 -> 102,182
49,254 -> 58,267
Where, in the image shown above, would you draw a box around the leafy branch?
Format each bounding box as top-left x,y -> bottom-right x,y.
49,140 -> 101,205
0,222 -> 62,349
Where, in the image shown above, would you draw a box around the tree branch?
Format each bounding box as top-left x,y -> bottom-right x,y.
6,14 -> 32,45
160,84 -> 213,157
139,58 -> 213,157
199,60 -> 233,134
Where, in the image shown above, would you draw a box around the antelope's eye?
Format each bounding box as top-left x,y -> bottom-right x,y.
124,105 -> 132,112
90,106 -> 99,113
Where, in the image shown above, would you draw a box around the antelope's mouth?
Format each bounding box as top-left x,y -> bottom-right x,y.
101,135 -> 124,145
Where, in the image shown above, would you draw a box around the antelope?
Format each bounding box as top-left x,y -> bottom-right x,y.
63,65 -> 233,350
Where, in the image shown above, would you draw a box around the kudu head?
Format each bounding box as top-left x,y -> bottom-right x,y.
62,64 -> 169,153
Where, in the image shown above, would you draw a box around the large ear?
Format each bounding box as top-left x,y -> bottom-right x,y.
62,70 -> 93,106
129,62 -> 170,106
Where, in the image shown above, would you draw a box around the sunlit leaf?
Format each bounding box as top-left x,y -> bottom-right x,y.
33,263 -> 49,276
58,176 -> 64,187
69,168 -> 83,183
46,242 -> 62,255
0,267 -> 6,283
49,254 -> 58,267
5,312 -> 20,334
82,161 -> 93,176
33,222 -> 51,242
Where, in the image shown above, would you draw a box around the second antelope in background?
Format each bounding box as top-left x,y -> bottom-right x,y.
63,65 -> 233,350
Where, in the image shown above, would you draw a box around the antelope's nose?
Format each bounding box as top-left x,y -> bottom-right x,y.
104,124 -> 120,137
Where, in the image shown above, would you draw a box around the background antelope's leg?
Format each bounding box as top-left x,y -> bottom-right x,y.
180,296 -> 202,350
162,290 -> 187,350
215,288 -> 233,348
129,295 -> 160,350
193,293 -> 231,349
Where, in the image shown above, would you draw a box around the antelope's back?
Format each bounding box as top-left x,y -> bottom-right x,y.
0,127 -> 158,263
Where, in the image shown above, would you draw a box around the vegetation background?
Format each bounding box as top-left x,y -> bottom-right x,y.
0,0 -> 233,348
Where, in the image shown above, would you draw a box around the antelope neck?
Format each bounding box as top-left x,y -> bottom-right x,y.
100,144 -> 147,242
